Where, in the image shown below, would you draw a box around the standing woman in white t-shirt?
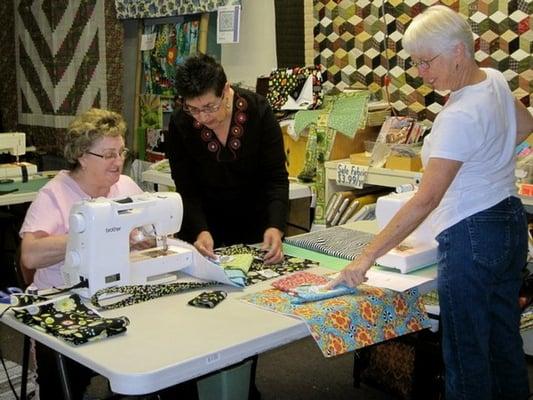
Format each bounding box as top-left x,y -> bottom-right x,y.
329,6 -> 533,400
19,108 -> 143,400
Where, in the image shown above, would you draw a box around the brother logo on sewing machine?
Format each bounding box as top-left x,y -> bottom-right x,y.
62,192 -> 195,298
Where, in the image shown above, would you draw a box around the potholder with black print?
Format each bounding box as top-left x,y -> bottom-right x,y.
11,293 -> 129,345
188,291 -> 227,308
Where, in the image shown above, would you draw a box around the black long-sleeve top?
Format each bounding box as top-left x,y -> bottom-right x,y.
167,87 -> 289,247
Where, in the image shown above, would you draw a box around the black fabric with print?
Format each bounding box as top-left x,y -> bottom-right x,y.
91,281 -> 217,310
215,244 -> 319,286
11,293 -> 129,345
188,290 -> 227,308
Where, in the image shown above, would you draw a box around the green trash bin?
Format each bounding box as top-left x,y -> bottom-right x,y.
197,359 -> 253,400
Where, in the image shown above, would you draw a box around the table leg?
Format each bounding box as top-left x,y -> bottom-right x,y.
19,335 -> 30,400
55,352 -> 73,400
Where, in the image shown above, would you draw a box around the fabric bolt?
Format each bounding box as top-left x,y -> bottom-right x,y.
241,286 -> 430,357
167,87 -> 289,247
284,226 -> 374,260
19,171 -> 143,290
91,282 -> 217,310
188,291 -> 227,308
271,271 -> 329,294
215,244 -> 319,286
290,284 -> 356,305
266,66 -> 323,110
294,92 -> 370,223
11,293 -> 129,345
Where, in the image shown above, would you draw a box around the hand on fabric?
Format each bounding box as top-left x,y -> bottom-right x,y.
262,227 -> 284,265
325,254 -> 374,289
194,231 -> 216,259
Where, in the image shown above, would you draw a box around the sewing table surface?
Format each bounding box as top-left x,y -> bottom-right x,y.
0,172 -> 56,206
0,220 -> 438,395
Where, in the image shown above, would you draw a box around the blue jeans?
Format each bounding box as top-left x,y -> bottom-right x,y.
436,196 -> 529,400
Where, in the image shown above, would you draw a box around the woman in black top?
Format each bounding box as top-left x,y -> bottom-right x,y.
167,54 -> 288,264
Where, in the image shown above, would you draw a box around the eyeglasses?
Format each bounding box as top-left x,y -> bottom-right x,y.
409,54 -> 440,70
86,148 -> 130,160
182,93 -> 225,116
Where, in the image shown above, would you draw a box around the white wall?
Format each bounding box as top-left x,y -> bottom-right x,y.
221,0 -> 277,89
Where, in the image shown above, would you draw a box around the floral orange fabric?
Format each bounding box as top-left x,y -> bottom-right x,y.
241,286 -> 430,357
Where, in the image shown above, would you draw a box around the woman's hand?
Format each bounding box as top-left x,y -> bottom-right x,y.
326,253 -> 374,289
194,231 -> 216,259
262,227 -> 284,265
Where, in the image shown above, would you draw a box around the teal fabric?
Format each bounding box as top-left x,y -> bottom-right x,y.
291,284 -> 356,304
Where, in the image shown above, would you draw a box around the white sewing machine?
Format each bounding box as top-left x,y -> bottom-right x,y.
0,132 -> 38,180
374,190 -> 438,273
62,192 -> 194,298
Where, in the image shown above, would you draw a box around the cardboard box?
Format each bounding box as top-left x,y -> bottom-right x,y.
385,155 -> 422,172
349,152 -> 371,166
283,125 -> 379,177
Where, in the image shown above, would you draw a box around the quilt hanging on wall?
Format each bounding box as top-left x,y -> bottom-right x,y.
114,0 -> 241,19
314,0 -> 532,125
14,0 -> 123,153
142,20 -> 200,97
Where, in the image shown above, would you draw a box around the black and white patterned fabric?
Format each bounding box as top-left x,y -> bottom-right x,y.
188,291 -> 227,308
284,227 -> 374,260
91,282 -> 217,311
11,293 -> 129,345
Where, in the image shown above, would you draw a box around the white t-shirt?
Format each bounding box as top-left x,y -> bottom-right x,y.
20,170 -> 143,289
421,68 -> 517,237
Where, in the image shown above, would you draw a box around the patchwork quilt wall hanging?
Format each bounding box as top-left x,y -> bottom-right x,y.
13,0 -> 123,153
314,0 -> 532,124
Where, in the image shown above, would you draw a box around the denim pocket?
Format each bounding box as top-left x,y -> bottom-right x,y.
466,212 -> 511,267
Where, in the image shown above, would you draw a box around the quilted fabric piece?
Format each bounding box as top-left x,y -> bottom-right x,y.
188,290 -> 228,308
294,91 -> 370,138
271,271 -> 329,294
291,284 -> 356,304
221,254 -> 254,273
284,226 -> 374,260
266,66 -> 324,110
215,244 -> 319,285
11,294 -> 129,345
241,286 -> 430,357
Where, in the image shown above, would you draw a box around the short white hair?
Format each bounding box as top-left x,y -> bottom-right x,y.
403,5 -> 474,59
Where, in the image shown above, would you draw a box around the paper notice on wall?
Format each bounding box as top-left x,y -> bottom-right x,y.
217,5 -> 241,44
140,33 -> 157,51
